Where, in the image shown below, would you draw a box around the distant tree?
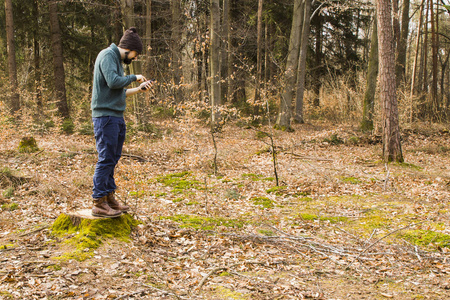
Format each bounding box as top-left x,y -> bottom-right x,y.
210,0 -> 221,126
4,0 -> 20,113
49,0 -> 69,118
276,0 -> 304,130
294,0 -> 312,124
171,0 -> 182,102
377,0 -> 403,162
361,15 -> 378,132
395,0 -> 410,87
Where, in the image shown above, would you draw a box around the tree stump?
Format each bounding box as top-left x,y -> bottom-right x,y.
67,209 -> 118,227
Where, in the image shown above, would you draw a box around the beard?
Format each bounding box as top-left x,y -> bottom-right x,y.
123,52 -> 133,65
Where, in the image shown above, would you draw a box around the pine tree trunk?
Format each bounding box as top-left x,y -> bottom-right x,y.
361,16 -> 378,132
410,0 -> 425,122
145,0 -> 152,78
210,0 -> 221,126
171,0 -> 182,102
33,0 -> 42,114
276,0 -> 304,130
395,0 -> 410,87
377,0 -> 403,163
294,0 -> 311,124
254,0 -> 264,108
5,0 -> 20,113
49,0 -> 69,119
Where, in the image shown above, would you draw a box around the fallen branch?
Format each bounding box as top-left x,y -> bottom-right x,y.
121,153 -> 148,162
284,152 -> 334,162
345,220 -> 426,269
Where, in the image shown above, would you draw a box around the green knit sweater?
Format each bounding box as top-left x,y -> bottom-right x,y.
91,43 -> 137,118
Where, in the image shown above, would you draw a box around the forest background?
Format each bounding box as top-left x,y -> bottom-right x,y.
1,0 -> 450,299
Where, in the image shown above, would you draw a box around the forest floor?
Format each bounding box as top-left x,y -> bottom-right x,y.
0,117 -> 449,300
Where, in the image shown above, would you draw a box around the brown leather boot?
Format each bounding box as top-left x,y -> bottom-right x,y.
92,196 -> 122,218
106,191 -> 130,212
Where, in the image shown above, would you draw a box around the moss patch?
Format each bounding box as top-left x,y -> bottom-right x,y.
156,171 -> 202,194
51,213 -> 140,261
252,197 -> 274,209
1,202 -> 18,211
266,186 -> 287,195
18,137 -> 39,153
400,230 -> 450,249
161,214 -> 247,230
341,177 -> 362,184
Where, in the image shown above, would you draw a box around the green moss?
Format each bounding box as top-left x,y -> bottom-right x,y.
0,244 -> 15,250
51,213 -> 140,261
161,214 -> 247,230
323,134 -> 344,145
341,177 -> 361,184
3,187 -> 14,198
156,171 -> 201,194
212,286 -> 249,299
266,186 -> 286,195
252,197 -> 274,209
400,230 -> 450,249
299,213 -> 318,221
61,118 -> 75,134
242,173 -> 263,181
225,189 -> 241,200
1,202 -> 18,211
257,229 -> 275,236
172,197 -> 183,203
0,291 -> 13,299
395,162 -> 423,171
18,137 -> 39,153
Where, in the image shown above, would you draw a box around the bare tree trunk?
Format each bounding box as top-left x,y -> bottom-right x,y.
121,0 -> 134,28
276,0 -> 304,130
144,0 -> 152,78
395,0 -> 410,87
430,0 -> 438,117
409,0 -> 425,122
210,0 -> 221,126
222,0 -> 230,102
49,0 -> 70,119
377,0 -> 403,162
171,0 -> 182,102
5,0 -> 20,113
361,15 -> 378,132
33,0 -> 42,115
225,0 -> 233,104
294,0 -> 311,124
254,0 -> 264,109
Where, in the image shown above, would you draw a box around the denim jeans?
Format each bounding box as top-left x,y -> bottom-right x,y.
92,116 -> 126,199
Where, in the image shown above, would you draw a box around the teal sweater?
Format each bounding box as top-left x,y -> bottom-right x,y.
91,43 -> 137,118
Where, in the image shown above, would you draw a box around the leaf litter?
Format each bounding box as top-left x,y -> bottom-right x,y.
0,120 -> 449,299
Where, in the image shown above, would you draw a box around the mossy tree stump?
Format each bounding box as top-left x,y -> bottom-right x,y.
50,210 -> 140,261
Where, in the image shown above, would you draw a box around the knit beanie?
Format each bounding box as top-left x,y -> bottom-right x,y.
118,27 -> 143,54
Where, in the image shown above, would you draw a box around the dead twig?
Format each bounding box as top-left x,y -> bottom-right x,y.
284,152 -> 334,162
345,220 -> 426,269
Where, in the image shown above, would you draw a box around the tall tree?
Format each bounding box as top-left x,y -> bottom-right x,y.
430,0 -> 439,116
210,0 -> 221,126
254,0 -> 264,107
410,0 -> 425,122
5,0 -> 20,113
377,0 -> 403,162
171,0 -> 182,102
121,0 -> 134,28
222,0 -> 231,102
395,0 -> 410,87
294,0 -> 312,124
361,15 -> 378,132
144,0 -> 152,78
49,0 -> 70,118
276,0 -> 304,130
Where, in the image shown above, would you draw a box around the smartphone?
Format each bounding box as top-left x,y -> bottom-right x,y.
141,79 -> 155,90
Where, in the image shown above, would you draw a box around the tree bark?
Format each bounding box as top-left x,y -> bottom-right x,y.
144,0 -> 152,78
377,0 -> 403,162
5,0 -> 20,113
49,0 -> 70,119
430,0 -> 438,117
276,0 -> 304,130
121,0 -> 134,28
222,0 -> 230,102
254,0 -> 264,109
33,0 -> 42,114
395,0 -> 410,87
210,0 -> 221,126
294,0 -> 311,124
361,15 -> 378,132
409,0 -> 425,122
171,0 -> 182,102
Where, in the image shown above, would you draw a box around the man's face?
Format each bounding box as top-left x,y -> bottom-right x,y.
123,50 -> 138,65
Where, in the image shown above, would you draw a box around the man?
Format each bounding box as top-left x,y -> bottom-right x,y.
91,27 -> 152,218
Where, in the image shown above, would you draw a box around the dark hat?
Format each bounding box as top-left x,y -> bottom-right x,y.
118,27 -> 143,54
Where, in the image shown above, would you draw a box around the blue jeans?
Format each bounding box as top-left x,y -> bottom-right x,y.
92,116 -> 126,199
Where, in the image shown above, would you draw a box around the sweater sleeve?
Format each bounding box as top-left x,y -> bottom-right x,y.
99,52 -> 137,89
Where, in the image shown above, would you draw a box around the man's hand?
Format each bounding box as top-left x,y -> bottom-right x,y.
139,80 -> 154,91
136,75 -> 147,83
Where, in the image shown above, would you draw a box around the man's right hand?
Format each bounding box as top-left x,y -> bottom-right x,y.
136,75 -> 146,83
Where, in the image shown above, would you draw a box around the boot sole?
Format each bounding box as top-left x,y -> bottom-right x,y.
92,212 -> 122,218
